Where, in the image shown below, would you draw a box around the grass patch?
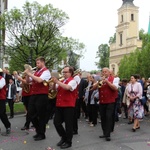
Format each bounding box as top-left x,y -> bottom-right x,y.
6,102 -> 25,113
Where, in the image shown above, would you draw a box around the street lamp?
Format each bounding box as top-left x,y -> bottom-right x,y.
27,37 -> 36,67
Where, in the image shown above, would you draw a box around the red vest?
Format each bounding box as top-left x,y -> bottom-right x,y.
0,76 -> 6,100
31,68 -> 49,95
99,76 -> 116,104
56,77 -> 76,107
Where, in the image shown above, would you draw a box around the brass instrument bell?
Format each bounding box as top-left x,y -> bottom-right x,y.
97,80 -> 103,88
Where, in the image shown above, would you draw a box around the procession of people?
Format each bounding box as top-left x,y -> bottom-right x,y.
1,56 -> 150,149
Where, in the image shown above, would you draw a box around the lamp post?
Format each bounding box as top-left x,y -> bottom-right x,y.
0,10 -> 3,68
27,37 -> 36,67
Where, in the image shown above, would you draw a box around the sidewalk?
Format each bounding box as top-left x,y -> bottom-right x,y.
0,114 -> 150,150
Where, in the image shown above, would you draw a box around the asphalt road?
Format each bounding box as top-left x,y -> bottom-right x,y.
0,114 -> 150,150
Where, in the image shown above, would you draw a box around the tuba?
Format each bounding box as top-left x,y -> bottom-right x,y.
21,74 -> 31,93
21,64 -> 37,93
43,72 -> 63,99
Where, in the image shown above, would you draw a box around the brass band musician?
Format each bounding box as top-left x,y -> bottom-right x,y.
17,74 -> 32,130
52,66 -> 77,149
24,56 -> 51,141
92,67 -> 118,141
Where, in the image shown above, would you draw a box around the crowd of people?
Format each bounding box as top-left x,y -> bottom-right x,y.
0,56 -> 150,149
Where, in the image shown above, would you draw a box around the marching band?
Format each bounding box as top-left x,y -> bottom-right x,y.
0,57 -> 150,149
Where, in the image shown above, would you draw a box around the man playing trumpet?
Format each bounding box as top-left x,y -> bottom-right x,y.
51,66 -> 77,149
23,56 -> 51,141
92,67 -> 118,141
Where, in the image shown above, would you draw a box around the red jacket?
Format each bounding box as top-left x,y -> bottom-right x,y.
31,68 -> 49,95
56,77 -> 76,107
0,76 -> 6,100
99,76 -> 117,104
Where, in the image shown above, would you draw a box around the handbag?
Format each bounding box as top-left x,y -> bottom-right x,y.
140,96 -> 147,105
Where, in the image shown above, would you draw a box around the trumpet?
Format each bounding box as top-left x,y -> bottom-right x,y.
97,76 -> 106,88
22,65 -> 37,74
97,80 -> 103,88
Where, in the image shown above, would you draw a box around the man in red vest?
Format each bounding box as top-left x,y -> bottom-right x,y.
52,66 -> 77,149
98,68 -> 118,141
24,57 -> 51,141
0,68 -> 11,136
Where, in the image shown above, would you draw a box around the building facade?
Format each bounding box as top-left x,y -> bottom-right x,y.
0,0 -> 8,68
109,0 -> 142,75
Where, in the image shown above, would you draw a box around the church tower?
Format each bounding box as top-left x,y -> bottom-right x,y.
109,0 -> 142,74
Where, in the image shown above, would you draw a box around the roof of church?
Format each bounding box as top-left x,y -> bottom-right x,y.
122,0 -> 135,6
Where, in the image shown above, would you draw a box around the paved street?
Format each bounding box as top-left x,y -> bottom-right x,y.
0,114 -> 150,150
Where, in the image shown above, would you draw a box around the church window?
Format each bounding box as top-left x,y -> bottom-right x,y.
131,14 -> 134,21
121,15 -> 123,22
120,33 -> 123,46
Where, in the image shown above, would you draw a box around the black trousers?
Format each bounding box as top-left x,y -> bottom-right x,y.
0,100 -> 11,129
79,98 -> 88,118
7,99 -> 14,117
22,96 -> 31,128
45,98 -> 56,124
73,99 -> 79,132
54,107 -> 74,144
100,103 -> 115,137
28,94 -> 48,136
88,104 -> 98,125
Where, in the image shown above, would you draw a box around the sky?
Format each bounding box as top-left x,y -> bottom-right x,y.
8,0 -> 150,71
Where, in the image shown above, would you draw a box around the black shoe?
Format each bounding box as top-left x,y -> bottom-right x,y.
136,126 -> 140,129
1,128 -> 11,136
106,137 -> 111,141
73,131 -> 78,135
60,142 -> 71,149
33,134 -> 39,139
99,135 -> 106,138
132,128 -> 136,132
57,139 -> 66,146
9,116 -> 13,119
34,135 -> 46,141
21,126 -> 29,130
6,128 -> 11,134
128,121 -> 133,124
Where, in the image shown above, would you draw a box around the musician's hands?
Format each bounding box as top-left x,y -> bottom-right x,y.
24,69 -> 31,75
51,76 -> 58,83
17,76 -> 22,81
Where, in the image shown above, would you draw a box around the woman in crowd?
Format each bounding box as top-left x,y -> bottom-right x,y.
84,75 -> 98,127
127,74 -> 143,132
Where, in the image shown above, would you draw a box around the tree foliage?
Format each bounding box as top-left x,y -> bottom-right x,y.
0,1 -> 85,72
95,44 -> 109,69
119,33 -> 150,79
109,33 -> 116,44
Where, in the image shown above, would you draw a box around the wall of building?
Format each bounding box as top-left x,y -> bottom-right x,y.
109,1 -> 142,75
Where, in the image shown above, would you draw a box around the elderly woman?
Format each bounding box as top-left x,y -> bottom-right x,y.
127,74 -> 143,132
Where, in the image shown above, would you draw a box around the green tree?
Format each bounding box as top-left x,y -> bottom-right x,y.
0,1 -> 85,72
95,44 -> 109,69
109,33 -> 116,44
119,33 -> 150,79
